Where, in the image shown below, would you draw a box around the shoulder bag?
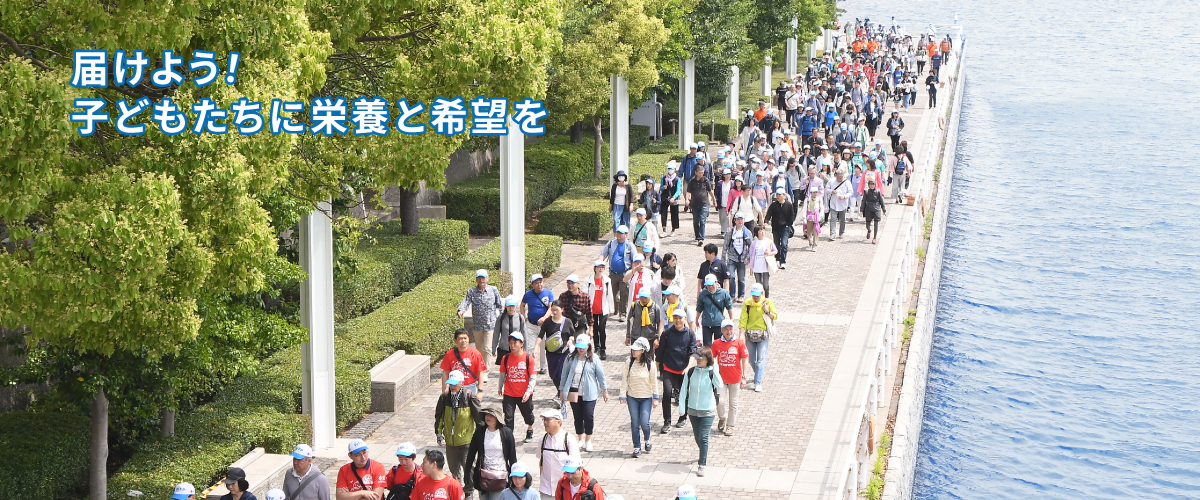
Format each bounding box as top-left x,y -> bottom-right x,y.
479,467 -> 507,492
543,320 -> 566,353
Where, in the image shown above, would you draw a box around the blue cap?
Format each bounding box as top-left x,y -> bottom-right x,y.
750,283 -> 764,296
348,438 -> 369,454
642,244 -> 654,253
475,269 -> 488,278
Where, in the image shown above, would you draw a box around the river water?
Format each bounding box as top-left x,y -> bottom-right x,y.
840,1 -> 1200,498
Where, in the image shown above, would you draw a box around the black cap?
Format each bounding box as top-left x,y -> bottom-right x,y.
224,467 -> 246,485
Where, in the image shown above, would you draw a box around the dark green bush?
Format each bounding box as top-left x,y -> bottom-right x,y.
629,125 -> 651,154
535,182 -> 612,241
443,137 -> 604,234
0,412 -> 90,499
334,219 -> 468,321
109,235 -> 562,500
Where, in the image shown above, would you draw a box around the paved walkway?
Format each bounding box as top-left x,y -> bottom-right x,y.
328,96 -> 940,500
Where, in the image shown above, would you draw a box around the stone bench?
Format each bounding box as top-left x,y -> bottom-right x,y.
204,448 -> 291,500
370,350 -> 431,412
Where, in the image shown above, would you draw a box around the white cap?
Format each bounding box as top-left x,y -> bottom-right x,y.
171,483 -> 196,500
530,273 -> 543,282
672,308 -> 688,318
348,438 -> 368,454
540,408 -> 563,420
265,489 -> 285,500
395,442 -> 417,457
635,207 -> 646,216
750,283 -> 764,296
291,443 -> 313,460
594,259 -> 606,268
663,285 -> 679,296
616,225 -> 629,234
721,318 -> 736,328
566,274 -> 580,283
562,456 -> 584,472
630,337 -> 651,351
509,331 -> 525,342
506,294 -> 520,306
475,269 -> 488,278
703,274 -> 717,286
688,142 -> 698,149
677,484 -> 698,500
574,333 -> 591,349
510,462 -> 531,477
446,370 -> 465,386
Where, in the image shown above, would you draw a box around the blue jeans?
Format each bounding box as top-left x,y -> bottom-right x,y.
462,382 -> 478,396
627,397 -> 653,448
692,204 -> 709,241
613,204 -> 629,232
689,414 -> 715,465
773,226 -> 790,264
728,260 -> 747,299
748,337 -> 769,385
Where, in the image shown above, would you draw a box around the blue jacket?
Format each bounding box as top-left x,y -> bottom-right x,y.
558,353 -> 608,401
598,238 -> 634,274
799,114 -> 819,136
696,288 -> 733,327
680,154 -> 698,181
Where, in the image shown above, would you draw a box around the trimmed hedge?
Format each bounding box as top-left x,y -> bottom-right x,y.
109,234 -> 562,500
334,219 -> 468,321
442,136 -> 605,235
0,412 -> 90,499
534,135 -> 709,240
630,124 -> 651,154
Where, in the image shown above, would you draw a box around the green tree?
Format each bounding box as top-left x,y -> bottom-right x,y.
544,0 -> 668,177
748,0 -> 838,53
0,1 -> 331,496
685,0 -> 754,99
303,0 -> 562,234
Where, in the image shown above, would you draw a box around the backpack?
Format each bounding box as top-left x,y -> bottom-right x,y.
538,432 -> 579,468
384,466 -> 417,500
681,366 -> 720,410
895,158 -> 906,174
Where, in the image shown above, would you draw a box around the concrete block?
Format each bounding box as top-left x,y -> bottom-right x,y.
205,449 -> 292,500
370,351 -> 432,413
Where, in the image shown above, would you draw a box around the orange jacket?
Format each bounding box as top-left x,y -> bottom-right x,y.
940,40 -> 952,54
867,40 -> 880,53
555,470 -> 604,500
927,43 -> 938,55
852,40 -> 865,53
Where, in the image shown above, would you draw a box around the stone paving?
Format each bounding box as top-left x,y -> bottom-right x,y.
359,84 -> 935,500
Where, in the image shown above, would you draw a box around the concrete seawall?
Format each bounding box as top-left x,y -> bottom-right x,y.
882,39 -> 969,500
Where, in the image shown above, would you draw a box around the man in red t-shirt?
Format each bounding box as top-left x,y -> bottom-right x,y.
336,439 -> 387,500
498,331 -> 538,442
440,329 -> 486,395
410,449 -> 464,500
385,442 -> 424,500
710,319 -> 751,437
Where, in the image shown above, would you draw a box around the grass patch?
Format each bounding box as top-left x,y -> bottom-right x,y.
864,431 -> 892,500
902,309 -> 917,344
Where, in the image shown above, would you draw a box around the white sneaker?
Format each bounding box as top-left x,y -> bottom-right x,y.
754,383 -> 763,392
696,466 -> 706,477
585,440 -> 594,452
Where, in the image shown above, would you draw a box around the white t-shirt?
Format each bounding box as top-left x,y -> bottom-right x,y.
753,239 -> 770,272
570,484 -> 581,497
614,187 -> 627,206
539,431 -> 580,495
483,428 -> 505,471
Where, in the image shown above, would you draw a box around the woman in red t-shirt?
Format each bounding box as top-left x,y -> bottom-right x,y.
586,260 -> 614,359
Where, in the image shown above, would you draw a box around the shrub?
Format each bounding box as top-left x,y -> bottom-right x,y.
334,219 -> 468,321
0,412 -> 90,500
109,235 -> 563,499
443,137 -> 603,234
535,182 -> 612,241
629,125 -> 651,154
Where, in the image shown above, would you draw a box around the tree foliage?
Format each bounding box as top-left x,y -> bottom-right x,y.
685,0 -> 754,98
748,0 -> 838,52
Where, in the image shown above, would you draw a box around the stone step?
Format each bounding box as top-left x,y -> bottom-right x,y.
370,350 -> 432,413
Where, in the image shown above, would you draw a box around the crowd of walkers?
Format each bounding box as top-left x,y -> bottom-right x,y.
171,17 -> 951,500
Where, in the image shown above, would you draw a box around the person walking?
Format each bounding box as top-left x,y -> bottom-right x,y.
554,458 -> 606,500
497,332 -> 537,443
764,188 -> 795,268
625,288 -> 661,348
557,275 -> 595,358
739,284 -> 778,392
638,178 -> 660,230
656,309 -> 699,434
172,483 -> 197,500
385,443 -> 424,500
925,70 -> 939,107
748,226 -> 778,297
629,208 -> 660,253
596,226 -> 634,322
619,337 -> 659,458
557,334 -> 608,452
685,165 -> 715,246
728,180 -> 758,235
711,320 -> 751,436
412,450 -> 466,500
695,243 -> 731,297
537,410 -> 580,500
622,253 -> 654,313
827,169 -> 852,240
696,274 -> 733,347
536,300 -> 576,409
886,111 -> 904,154
442,330 -> 487,395
714,168 -> 735,238
722,213 -> 753,302
660,161 -> 683,236
586,261 -> 614,357
677,347 -> 721,477
465,407 -> 518,500
609,171 -> 634,234
220,468 -> 257,500
492,297 -> 525,369
891,150 -> 909,204
499,463 -> 539,500
800,186 -> 824,252
435,370 -> 483,492
458,269 -> 504,371
861,178 -> 887,244
285,444 -> 331,500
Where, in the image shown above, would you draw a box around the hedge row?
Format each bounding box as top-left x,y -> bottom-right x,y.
109,234 -> 562,500
442,136 -> 605,235
695,107 -> 739,144
0,412 -> 90,499
629,124 -> 651,154
334,219 -> 468,321
534,135 -> 709,240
